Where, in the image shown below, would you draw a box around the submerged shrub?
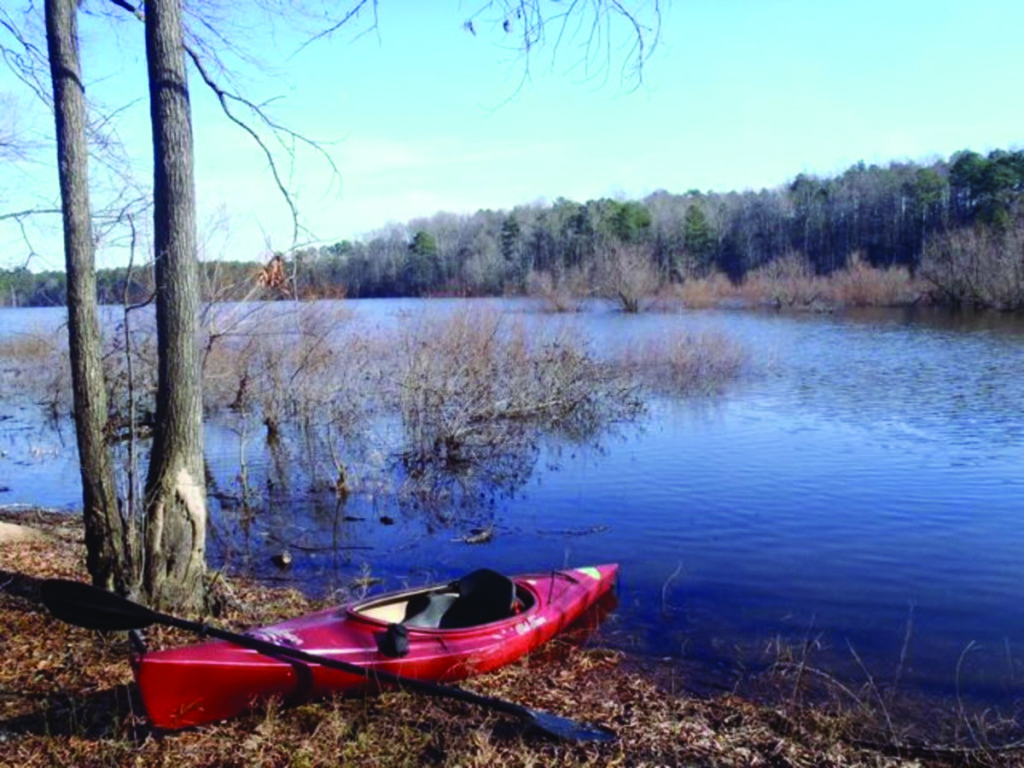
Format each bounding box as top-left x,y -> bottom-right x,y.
0,327 -> 69,410
921,223 -> 1024,309
525,267 -> 590,312
391,307 -> 641,481
671,272 -> 735,309
622,330 -> 747,395
595,243 -> 662,313
742,252 -> 820,307
829,252 -> 919,307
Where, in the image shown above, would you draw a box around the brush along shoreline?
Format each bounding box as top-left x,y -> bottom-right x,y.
1,507 -> 1019,768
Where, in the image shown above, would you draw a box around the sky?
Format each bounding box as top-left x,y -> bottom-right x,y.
2,0 -> 1024,271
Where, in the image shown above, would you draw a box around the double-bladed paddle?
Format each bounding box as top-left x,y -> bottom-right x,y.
39,578 -> 616,743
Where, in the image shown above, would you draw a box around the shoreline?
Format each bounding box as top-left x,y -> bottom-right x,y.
2,507 -> 1020,766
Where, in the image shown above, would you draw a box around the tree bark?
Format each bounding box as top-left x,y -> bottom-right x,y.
45,0 -> 128,592
143,0 -> 207,611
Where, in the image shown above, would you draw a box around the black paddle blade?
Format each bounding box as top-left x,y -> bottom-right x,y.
527,710 -> 617,743
41,578 -> 158,631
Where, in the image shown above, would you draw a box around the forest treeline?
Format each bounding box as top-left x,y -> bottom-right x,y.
3,146 -> 1023,310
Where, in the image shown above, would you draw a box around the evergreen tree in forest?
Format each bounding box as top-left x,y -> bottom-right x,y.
606,200 -> 652,244
500,216 -> 520,259
405,229 -> 440,295
682,203 -> 716,276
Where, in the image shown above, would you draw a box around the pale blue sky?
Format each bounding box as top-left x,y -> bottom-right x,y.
2,0 -> 1023,270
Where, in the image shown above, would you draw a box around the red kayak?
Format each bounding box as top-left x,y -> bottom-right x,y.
133,564 -> 618,729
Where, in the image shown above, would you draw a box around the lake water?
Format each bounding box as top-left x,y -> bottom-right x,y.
3,299 -> 1024,715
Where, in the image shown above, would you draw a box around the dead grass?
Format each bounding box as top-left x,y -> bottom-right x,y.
619,330 -> 748,396
670,272 -> 736,309
0,329 -> 69,411
0,332 -> 60,362
662,254 -> 925,312
828,253 -> 920,307
526,269 -> 591,313
4,508 -> 1020,767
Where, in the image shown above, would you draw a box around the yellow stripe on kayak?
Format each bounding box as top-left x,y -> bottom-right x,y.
576,567 -> 601,580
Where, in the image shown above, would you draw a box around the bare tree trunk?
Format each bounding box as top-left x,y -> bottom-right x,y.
143,0 -> 207,611
45,0 -> 128,592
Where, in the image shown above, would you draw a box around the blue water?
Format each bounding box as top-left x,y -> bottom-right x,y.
3,300 -> 1024,706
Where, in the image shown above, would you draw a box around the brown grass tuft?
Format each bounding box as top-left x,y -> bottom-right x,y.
673,272 -> 735,309
0,330 -> 69,411
526,269 -> 590,313
649,254 -> 925,312
620,330 -> 748,395
829,252 -> 920,307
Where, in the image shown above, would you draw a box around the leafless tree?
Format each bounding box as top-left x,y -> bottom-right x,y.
139,0 -> 208,611
921,221 -> 1024,310
596,242 -> 661,312
44,0 -> 128,593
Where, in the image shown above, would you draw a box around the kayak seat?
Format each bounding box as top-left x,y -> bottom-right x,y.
438,568 -> 516,630
402,592 -> 458,628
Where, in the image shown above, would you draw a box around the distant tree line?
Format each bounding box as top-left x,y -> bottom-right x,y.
4,147 -> 1023,308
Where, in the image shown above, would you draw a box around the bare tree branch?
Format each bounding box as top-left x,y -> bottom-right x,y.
107,0 -> 144,20
0,208 -> 60,268
0,207 -> 63,222
291,0 -> 378,58
470,0 -> 661,95
0,8 -> 51,103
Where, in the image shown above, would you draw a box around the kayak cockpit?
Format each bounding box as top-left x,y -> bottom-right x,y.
351,568 -> 536,630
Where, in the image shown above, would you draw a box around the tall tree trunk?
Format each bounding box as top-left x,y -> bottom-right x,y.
45,0 -> 128,592
143,0 -> 207,611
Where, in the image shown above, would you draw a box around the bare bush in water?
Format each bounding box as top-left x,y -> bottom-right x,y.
6,301 -> 747,517
741,252 -> 821,308
921,223 -> 1024,310
669,272 -> 735,309
0,327 -> 70,413
525,267 -> 590,312
200,301 -> 374,494
829,252 -> 919,307
391,307 -> 642,485
620,330 -> 748,395
202,303 -> 360,418
595,243 -> 663,313
102,319 -> 158,440
729,252 -> 922,310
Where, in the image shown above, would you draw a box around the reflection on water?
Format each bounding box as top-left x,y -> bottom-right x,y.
3,300 -> 1024,715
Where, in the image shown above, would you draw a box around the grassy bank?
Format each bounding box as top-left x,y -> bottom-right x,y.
2,509 -> 1019,767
